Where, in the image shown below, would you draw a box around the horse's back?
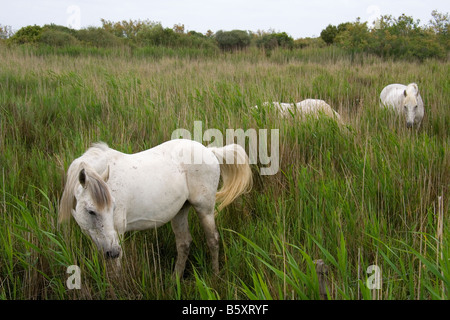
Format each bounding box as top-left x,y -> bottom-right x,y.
296,99 -> 342,121
297,99 -> 330,110
380,83 -> 405,98
380,84 -> 406,109
133,139 -> 220,211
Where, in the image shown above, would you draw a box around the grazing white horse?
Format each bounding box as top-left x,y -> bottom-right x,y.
254,99 -> 343,124
379,83 -> 424,128
59,139 -> 252,277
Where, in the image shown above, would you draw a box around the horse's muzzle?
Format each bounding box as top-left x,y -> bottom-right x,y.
406,122 -> 413,128
105,248 -> 121,259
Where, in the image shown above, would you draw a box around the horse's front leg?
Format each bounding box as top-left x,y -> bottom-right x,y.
171,204 -> 193,278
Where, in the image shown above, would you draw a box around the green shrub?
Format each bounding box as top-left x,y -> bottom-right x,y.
75,27 -> 122,47
101,18 -> 159,41
334,19 -> 370,52
42,24 -> 77,36
294,37 -> 326,49
370,14 -> 447,60
215,30 -> 251,51
320,24 -> 338,45
40,30 -> 78,47
256,32 -> 294,50
326,13 -> 449,61
136,24 -> 179,47
8,25 -> 42,44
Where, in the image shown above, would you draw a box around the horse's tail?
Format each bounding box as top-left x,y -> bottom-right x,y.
209,144 -> 253,211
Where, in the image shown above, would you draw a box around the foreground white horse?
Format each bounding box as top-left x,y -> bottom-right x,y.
254,99 -> 343,123
59,139 -> 252,276
379,83 -> 424,128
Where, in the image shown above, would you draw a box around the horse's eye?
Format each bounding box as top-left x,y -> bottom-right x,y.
88,210 -> 96,216
404,106 -> 407,109
414,105 -> 418,109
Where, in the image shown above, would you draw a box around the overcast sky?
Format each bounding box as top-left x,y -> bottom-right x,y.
1,0 -> 448,38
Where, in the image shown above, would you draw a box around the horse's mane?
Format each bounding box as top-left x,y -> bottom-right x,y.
59,142 -> 112,223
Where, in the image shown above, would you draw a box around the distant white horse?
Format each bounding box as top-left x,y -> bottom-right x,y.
59,139 -> 252,277
254,99 -> 343,124
379,83 -> 424,128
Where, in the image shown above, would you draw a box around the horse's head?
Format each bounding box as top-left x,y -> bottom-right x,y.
72,164 -> 121,259
403,83 -> 420,128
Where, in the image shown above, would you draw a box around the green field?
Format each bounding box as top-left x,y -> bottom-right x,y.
0,45 -> 448,300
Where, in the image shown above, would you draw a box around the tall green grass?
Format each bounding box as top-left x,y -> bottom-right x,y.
0,44 -> 448,299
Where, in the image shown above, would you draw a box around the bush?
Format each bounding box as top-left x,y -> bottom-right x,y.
428,10 -> 450,51
75,27 -> 122,47
294,37 -> 326,49
8,25 -> 43,44
40,30 -> 78,47
325,13 -> 449,61
256,32 -> 294,50
334,19 -> 370,52
100,19 -> 217,49
136,24 -> 179,47
101,18 -> 158,42
320,24 -> 338,45
215,30 -> 251,51
366,16 -> 446,60
43,24 -> 77,36
176,33 -> 218,50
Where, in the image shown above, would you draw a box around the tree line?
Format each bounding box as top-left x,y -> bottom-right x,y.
0,19 -> 296,51
320,10 -> 449,60
1,10 -> 448,60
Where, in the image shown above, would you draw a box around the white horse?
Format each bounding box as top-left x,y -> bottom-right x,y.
379,83 -> 424,128
59,139 -> 253,277
253,99 -> 343,124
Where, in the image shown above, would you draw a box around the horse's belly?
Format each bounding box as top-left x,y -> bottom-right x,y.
124,187 -> 187,231
111,156 -> 189,231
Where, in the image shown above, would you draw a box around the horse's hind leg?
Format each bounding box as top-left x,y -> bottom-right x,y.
184,155 -> 221,274
171,203 -> 193,278
193,203 -> 220,274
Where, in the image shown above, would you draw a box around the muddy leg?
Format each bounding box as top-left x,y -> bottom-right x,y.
171,204 -> 193,278
195,205 -> 220,274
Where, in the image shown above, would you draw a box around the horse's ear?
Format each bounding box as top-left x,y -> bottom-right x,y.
79,169 -> 88,188
414,84 -> 419,96
101,165 -> 110,182
403,89 -> 407,97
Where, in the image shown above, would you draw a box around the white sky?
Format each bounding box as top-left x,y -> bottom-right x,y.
0,0 -> 448,38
